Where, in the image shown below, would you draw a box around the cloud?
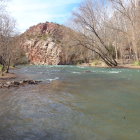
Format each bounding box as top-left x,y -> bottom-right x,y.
7,0 -> 82,32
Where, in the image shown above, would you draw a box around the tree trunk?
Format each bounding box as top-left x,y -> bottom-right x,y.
5,58 -> 11,73
131,22 -> 139,61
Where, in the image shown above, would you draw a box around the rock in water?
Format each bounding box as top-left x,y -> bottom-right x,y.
0,80 -> 42,88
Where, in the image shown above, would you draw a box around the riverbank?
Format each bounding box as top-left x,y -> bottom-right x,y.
0,73 -> 16,81
114,64 -> 140,69
78,63 -> 140,69
0,72 -> 42,88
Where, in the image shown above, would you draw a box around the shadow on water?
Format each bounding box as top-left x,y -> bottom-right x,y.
0,85 -> 77,140
0,128 -> 76,140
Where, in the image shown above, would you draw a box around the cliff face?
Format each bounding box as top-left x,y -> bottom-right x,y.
21,22 -> 64,65
22,39 -> 61,65
20,22 -> 90,65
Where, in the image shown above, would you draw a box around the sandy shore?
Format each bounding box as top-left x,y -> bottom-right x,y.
117,64 -> 140,69
78,63 -> 140,69
0,73 -> 16,81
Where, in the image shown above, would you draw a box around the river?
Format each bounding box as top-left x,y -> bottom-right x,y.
0,65 -> 140,140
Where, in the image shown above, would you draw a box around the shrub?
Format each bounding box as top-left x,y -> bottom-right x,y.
90,60 -> 102,66
134,61 -> 140,66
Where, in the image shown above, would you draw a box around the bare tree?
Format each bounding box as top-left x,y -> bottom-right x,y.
0,0 -> 20,74
110,0 -> 140,61
72,0 -> 118,66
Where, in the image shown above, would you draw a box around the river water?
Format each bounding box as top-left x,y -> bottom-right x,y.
0,65 -> 140,140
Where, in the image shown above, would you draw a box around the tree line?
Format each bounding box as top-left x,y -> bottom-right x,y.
0,0 -> 25,75
68,0 -> 140,66
1,0 -> 140,71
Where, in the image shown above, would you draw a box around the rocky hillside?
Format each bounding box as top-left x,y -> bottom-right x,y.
20,22 -> 90,65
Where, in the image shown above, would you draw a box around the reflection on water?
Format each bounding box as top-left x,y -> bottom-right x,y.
0,66 -> 140,140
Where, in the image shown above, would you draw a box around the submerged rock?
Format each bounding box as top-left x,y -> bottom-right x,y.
84,70 -> 92,73
0,80 -> 42,88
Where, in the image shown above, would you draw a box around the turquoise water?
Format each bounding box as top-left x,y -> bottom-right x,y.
0,65 -> 140,140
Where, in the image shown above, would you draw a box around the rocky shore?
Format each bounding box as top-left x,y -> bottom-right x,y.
0,80 -> 42,88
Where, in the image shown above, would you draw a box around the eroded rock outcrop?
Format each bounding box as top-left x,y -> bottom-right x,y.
21,22 -> 65,65
23,38 -> 62,65
20,22 -> 89,65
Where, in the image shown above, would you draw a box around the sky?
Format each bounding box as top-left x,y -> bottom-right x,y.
7,0 -> 82,33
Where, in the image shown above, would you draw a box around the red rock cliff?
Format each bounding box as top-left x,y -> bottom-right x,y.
21,22 -> 64,65
20,22 -> 88,65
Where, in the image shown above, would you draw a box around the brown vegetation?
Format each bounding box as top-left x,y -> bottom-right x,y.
69,0 -> 140,66
0,0 -> 26,75
1,0 -> 140,71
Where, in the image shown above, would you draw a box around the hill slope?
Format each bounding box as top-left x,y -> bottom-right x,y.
20,22 -> 89,65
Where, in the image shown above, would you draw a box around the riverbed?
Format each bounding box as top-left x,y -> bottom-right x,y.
0,65 -> 140,140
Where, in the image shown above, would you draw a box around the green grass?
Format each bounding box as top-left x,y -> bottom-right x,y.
134,61 -> 140,66
90,60 -> 102,66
